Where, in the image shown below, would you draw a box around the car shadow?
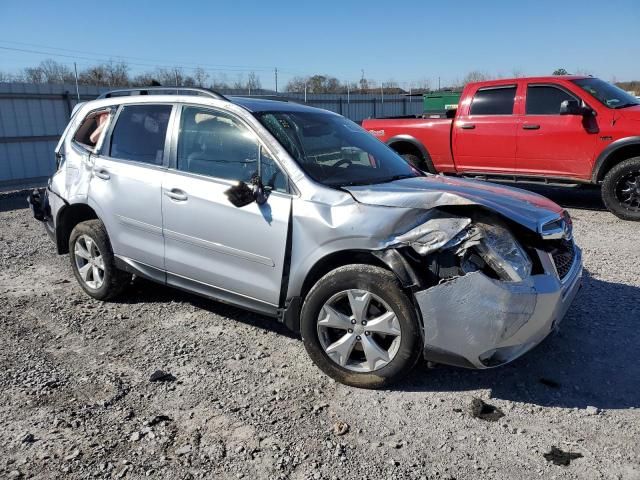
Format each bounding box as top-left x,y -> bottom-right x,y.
115,276 -> 299,339
114,269 -> 639,410
399,271 -> 640,410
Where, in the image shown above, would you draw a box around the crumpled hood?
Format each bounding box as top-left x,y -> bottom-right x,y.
344,175 -> 563,234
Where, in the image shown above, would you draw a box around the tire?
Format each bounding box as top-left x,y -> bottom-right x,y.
300,264 -> 423,389
69,219 -> 131,300
400,152 -> 437,174
601,156 -> 640,221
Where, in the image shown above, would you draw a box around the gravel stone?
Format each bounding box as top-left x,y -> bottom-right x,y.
1,188 -> 639,479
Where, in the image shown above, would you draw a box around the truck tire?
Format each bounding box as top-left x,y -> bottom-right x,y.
69,219 -> 131,300
601,156 -> 640,221
400,153 -> 437,174
300,264 -> 423,389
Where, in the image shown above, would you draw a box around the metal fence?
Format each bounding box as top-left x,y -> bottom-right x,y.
0,82 -> 424,189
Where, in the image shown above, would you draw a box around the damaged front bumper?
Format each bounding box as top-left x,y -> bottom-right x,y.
415,245 -> 582,369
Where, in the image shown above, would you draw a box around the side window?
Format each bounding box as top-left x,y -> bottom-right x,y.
73,109 -> 112,151
470,86 -> 516,115
110,104 -> 172,164
526,85 -> 576,115
177,106 -> 287,192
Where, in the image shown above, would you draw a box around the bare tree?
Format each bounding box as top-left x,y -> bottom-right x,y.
552,68 -> 569,76
247,71 -> 261,91
462,71 -> 489,85
285,76 -> 307,93
192,67 -> 209,88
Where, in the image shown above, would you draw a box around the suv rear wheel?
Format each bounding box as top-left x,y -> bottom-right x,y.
602,156 -> 640,221
300,264 -> 423,389
69,219 -> 131,300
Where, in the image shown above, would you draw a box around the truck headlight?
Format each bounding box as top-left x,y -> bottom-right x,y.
475,222 -> 532,282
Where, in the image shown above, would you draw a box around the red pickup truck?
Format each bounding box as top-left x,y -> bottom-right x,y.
362,76 -> 640,220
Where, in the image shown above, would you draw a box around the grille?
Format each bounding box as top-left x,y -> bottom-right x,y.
551,240 -> 575,280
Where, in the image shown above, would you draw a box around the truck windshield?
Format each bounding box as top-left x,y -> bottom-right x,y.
571,78 -> 640,109
254,111 -> 421,187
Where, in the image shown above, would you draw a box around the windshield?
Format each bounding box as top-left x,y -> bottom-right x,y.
254,111 -> 421,187
571,78 -> 640,109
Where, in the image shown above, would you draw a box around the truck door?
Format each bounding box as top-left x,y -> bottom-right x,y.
516,83 -> 598,179
453,85 -> 518,173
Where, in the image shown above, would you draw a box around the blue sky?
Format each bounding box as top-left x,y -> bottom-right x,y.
1,0 -> 638,89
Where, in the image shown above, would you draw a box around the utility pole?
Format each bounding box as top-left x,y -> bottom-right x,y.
304,82 -> 307,103
438,76 -> 441,91
73,62 -> 80,102
274,67 -> 278,94
346,82 -> 350,104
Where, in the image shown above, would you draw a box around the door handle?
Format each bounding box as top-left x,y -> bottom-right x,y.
459,124 -> 475,129
93,169 -> 110,180
522,124 -> 541,130
164,188 -> 188,202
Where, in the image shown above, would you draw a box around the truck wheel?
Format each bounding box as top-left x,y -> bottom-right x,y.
69,219 -> 131,300
300,264 -> 423,389
601,157 -> 640,221
401,153 -> 437,174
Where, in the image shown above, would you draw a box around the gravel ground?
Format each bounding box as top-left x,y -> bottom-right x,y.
1,187 -> 639,480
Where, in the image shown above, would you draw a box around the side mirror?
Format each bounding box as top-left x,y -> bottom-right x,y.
223,144 -> 271,207
224,176 -> 270,208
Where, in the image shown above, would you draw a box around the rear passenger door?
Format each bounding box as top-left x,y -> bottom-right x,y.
453,85 -> 518,173
89,103 -> 174,270
161,105 -> 292,313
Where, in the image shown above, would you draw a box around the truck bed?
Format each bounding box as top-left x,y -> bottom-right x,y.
362,117 -> 456,173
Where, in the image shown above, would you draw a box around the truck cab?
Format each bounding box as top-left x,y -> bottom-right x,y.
363,76 -> 640,220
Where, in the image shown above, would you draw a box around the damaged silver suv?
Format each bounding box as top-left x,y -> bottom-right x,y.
30,87 -> 582,388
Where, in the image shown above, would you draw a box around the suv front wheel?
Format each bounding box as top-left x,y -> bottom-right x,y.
602,156 -> 640,221
69,219 -> 131,300
300,264 -> 423,389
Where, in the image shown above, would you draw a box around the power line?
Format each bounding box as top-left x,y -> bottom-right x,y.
0,39 -> 277,72
0,45 -> 274,74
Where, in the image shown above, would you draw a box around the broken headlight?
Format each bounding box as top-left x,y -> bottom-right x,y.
475,222 -> 532,282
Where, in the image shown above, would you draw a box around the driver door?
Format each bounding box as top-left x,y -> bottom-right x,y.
161,105 -> 292,313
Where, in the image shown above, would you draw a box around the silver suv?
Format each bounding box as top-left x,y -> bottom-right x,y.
29,87 -> 582,388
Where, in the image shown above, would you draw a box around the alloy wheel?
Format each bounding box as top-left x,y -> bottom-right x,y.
616,170 -> 640,212
317,289 -> 402,372
73,234 -> 105,289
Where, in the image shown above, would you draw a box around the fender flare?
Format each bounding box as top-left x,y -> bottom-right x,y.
592,136 -> 640,183
386,134 -> 432,164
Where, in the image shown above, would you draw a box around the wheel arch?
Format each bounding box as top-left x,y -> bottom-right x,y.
387,135 -> 432,164
283,248 -> 421,332
55,203 -> 100,254
592,136 -> 640,183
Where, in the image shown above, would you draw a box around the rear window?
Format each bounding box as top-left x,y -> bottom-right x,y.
110,104 -> 172,164
470,86 -> 516,115
526,85 -> 576,115
73,109 -> 112,151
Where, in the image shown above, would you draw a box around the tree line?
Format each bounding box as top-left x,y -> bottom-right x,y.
0,59 -> 264,92
0,60 -> 637,94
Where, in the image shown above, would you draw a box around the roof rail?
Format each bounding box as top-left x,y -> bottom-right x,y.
97,87 -> 228,101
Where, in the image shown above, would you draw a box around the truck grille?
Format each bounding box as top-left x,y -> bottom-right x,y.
551,240 -> 575,280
